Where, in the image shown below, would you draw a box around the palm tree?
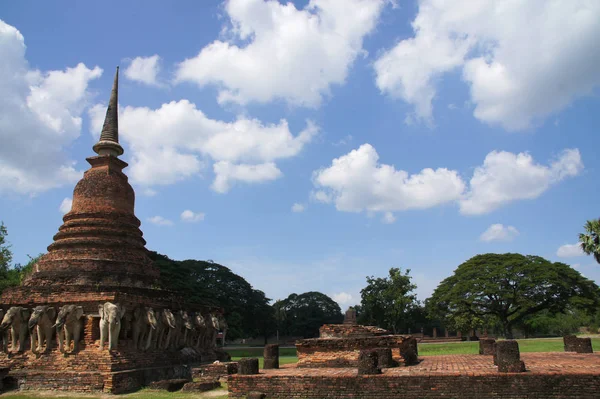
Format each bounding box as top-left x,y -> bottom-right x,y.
579,219 -> 600,264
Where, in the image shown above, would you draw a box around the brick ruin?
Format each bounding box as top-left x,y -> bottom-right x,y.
0,68 -> 227,393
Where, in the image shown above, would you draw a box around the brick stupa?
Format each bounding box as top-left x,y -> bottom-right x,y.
0,68 -> 217,393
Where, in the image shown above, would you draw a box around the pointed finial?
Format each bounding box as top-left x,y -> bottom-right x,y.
93,66 -> 124,157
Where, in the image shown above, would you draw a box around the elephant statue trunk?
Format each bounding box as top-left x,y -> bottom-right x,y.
99,302 -> 126,351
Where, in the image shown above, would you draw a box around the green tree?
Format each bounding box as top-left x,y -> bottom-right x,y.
428,253 -> 599,339
579,219 -> 600,264
0,222 -> 12,273
278,292 -> 343,338
359,268 -> 418,334
149,252 -> 275,341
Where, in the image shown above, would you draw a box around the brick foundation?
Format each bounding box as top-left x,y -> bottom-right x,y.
228,353 -> 600,399
296,335 -> 414,368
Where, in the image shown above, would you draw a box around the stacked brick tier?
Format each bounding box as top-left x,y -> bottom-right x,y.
319,324 -> 390,338
296,335 -> 414,367
229,353 -> 600,399
20,155 -> 158,289
1,345 -> 201,393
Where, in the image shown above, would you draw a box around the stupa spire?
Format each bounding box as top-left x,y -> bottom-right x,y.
93,66 -> 124,157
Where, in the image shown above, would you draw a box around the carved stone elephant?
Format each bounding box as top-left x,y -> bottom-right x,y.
178,310 -> 194,349
28,305 -> 56,353
155,309 -> 176,349
55,305 -> 84,353
217,314 -> 228,347
204,313 -> 219,350
99,302 -> 126,350
192,312 -> 206,350
0,309 -> 7,353
132,306 -> 157,350
0,306 -> 30,352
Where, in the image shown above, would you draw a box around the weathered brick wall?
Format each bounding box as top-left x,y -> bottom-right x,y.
229,373 -> 600,398
319,324 -> 390,338
296,336 -> 413,367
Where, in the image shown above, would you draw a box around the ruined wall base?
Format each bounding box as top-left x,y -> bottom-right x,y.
0,345 -> 217,393
229,373 -> 600,399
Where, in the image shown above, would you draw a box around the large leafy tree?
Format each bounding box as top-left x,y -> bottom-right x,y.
428,253 -> 599,339
579,219 -> 600,264
359,268 -> 419,334
0,222 -> 12,273
277,292 -> 343,338
0,222 -> 40,293
149,252 -> 275,341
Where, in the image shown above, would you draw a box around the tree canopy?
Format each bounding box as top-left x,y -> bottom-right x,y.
275,291 -> 343,338
427,253 -> 600,339
579,219 -> 600,264
0,222 -> 39,294
149,251 -> 275,341
358,267 -> 419,334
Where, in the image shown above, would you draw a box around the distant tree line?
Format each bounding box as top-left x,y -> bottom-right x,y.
2,218 -> 600,340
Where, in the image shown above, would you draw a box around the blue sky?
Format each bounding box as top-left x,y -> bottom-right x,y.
1,0 -> 599,308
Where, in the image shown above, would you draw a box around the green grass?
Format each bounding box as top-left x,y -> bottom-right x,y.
225,347 -> 297,358
418,337 -> 600,356
231,356 -> 298,368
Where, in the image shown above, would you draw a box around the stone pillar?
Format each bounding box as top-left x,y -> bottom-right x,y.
84,315 -> 100,347
564,335 -> 578,351
479,338 -> 495,355
343,308 -> 357,325
238,358 -> 259,375
263,344 -> 279,369
457,331 -> 462,338
496,340 -> 526,372
433,327 -> 437,338
374,348 -> 396,368
401,338 -> 419,365
445,329 -> 449,338
564,336 -> 593,353
484,328 -> 489,338
358,349 -> 381,375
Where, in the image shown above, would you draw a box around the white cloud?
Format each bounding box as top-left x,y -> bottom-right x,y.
331,292 -> 355,307
147,216 -> 173,226
89,100 -> 317,193
59,197 -> 72,214
313,144 -> 582,217
123,55 -> 162,87
374,0 -> 600,129
175,0 -> 385,107
212,161 -> 282,193
479,224 -> 519,242
557,243 -> 585,258
459,149 -> 583,215
0,20 -> 102,196
312,144 -> 465,213
180,210 -> 205,223
291,203 -> 306,213
382,212 -> 396,224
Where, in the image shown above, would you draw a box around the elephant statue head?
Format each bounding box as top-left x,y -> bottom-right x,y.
157,308 -> 176,349
28,305 -> 56,330
28,305 -> 57,353
0,306 -> 31,352
55,305 -> 84,353
181,310 -> 193,331
98,302 -> 126,350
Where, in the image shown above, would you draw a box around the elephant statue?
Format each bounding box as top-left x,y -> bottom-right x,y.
217,313 -> 228,347
204,313 -> 219,350
28,305 -> 56,353
155,309 -> 176,349
0,309 -> 7,353
192,312 -> 206,350
99,302 -> 126,350
132,306 -> 157,350
178,310 -> 194,349
0,306 -> 30,352
55,305 -> 84,353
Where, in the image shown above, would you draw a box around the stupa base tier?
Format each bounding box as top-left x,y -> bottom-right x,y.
1,346 -> 227,393
0,285 -> 215,314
